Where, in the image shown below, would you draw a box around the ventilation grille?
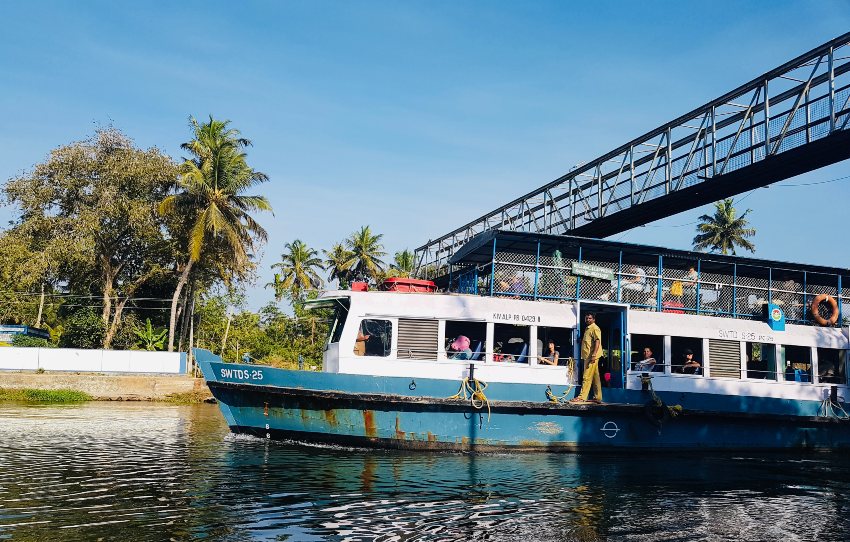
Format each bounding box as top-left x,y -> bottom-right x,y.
397,319 -> 439,360
709,339 -> 741,378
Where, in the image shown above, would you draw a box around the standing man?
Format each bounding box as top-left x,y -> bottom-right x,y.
570,313 -> 603,404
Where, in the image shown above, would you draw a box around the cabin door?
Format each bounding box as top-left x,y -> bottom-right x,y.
577,302 -> 628,390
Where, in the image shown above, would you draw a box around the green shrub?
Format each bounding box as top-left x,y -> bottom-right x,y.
60,310 -> 106,349
0,388 -> 92,403
111,313 -> 141,350
11,335 -> 51,348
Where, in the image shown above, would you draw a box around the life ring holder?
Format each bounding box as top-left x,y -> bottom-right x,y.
811,294 -> 839,326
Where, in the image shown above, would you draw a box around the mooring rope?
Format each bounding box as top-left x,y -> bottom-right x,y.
545,359 -> 576,403
449,378 -> 491,421
639,374 -> 683,420
819,397 -> 850,419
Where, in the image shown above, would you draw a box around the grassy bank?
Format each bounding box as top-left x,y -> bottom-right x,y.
0,388 -> 93,403
162,390 -> 214,404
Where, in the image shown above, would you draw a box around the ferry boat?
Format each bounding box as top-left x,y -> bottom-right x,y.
198,231 -> 850,451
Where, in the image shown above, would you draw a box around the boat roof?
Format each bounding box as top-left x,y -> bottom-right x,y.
449,230 -> 849,277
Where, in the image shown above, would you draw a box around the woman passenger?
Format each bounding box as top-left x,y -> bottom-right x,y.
538,340 -> 560,365
448,335 -> 473,360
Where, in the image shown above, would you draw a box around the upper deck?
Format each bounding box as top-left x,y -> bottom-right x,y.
438,230 -> 850,327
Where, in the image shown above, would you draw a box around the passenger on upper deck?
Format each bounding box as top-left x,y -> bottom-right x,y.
537,340 -> 560,366
622,266 -> 647,303
448,335 -> 473,360
635,347 -> 657,372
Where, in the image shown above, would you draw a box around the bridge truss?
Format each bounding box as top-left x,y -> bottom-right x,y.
415,33 -> 850,275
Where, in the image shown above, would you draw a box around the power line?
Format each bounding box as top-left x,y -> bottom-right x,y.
774,173 -> 850,187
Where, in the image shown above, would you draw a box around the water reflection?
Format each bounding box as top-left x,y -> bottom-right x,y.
1,403 -> 850,541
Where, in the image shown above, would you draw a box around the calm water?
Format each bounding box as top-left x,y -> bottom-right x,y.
1,403 -> 849,541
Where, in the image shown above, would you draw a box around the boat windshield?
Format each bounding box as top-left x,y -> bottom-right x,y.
327,299 -> 350,345
304,297 -> 350,345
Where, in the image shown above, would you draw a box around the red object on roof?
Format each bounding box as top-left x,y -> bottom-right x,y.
350,282 -> 369,291
662,301 -> 685,314
380,277 -> 437,293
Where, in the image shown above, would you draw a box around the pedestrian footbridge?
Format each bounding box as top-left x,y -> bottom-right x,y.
416,33 -> 850,273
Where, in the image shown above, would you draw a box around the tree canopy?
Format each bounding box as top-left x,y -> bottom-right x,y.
3,128 -> 178,347
344,225 -> 386,283
692,198 -> 756,255
270,239 -> 325,301
158,116 -> 273,351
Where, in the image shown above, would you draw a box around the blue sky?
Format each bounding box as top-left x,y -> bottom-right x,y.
2,1 -> 849,310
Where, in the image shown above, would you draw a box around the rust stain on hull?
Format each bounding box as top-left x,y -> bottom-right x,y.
394,416 -> 406,440
323,409 -> 338,427
362,410 -> 377,438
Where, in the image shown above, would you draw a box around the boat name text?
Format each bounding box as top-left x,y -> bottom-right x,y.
220,367 -> 264,381
493,313 -> 541,323
718,329 -> 775,342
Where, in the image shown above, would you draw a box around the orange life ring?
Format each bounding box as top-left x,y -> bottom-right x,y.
810,294 -> 839,326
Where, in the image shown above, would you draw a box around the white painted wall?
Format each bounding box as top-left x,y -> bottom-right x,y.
0,348 -> 186,374
624,370 -> 847,402
336,355 -> 572,385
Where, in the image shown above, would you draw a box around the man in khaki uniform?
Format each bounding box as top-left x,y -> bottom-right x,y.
570,313 -> 603,403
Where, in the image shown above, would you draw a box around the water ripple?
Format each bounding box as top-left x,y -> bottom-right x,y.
2,403 -> 850,541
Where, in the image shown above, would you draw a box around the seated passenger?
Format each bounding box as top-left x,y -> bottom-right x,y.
623,267 -> 647,291
448,335 -> 473,360
820,367 -> 839,384
354,327 -> 370,356
635,347 -> 657,371
493,342 -> 511,362
622,266 -> 648,303
537,340 -> 559,366
680,349 -> 701,374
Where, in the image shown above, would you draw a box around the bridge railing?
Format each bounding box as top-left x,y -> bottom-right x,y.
417,33 -> 850,274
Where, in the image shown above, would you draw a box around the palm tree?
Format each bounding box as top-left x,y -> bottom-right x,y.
270,240 -> 325,301
692,198 -> 756,255
159,116 -> 272,351
390,249 -> 415,278
345,226 -> 386,283
324,242 -> 354,289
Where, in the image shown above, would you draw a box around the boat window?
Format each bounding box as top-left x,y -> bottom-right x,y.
537,326 -> 573,366
671,336 -> 703,375
494,324 -> 530,363
630,334 -> 664,372
780,345 -> 812,383
746,342 -> 776,380
354,319 -> 392,357
328,302 -> 350,345
445,321 -> 486,361
817,348 -> 846,384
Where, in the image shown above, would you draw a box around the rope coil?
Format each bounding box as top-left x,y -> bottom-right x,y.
639,374 -> 682,432
449,378 -> 491,421
545,358 -> 576,403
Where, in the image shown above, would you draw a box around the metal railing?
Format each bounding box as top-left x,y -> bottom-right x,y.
417,33 -> 850,274
447,253 -> 848,327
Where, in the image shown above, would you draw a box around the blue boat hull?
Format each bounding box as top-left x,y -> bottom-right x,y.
197,353 -> 850,451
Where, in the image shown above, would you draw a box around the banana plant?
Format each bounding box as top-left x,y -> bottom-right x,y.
134,319 -> 167,351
